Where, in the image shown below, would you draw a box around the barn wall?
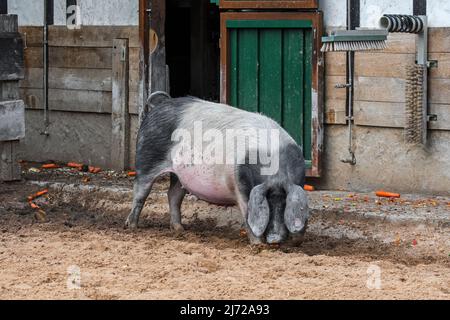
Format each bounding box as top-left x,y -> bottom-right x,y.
9,1 -> 140,168
8,0 -> 450,193
320,0 -> 450,194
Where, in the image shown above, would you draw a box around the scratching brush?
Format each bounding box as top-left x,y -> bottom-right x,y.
405,64 -> 426,144
321,30 -> 388,52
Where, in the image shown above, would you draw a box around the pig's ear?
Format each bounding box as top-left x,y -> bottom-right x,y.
247,184 -> 270,237
284,184 -> 309,233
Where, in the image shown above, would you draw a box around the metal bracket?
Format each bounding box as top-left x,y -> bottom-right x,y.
23,32 -> 27,49
427,60 -> 438,68
427,114 -> 438,122
335,83 -> 351,89
120,46 -> 126,62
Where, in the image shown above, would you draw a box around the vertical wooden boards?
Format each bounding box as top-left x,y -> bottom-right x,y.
303,29 -> 313,162
0,14 -> 23,181
237,29 -> 258,112
111,39 -> 130,170
0,141 -> 21,181
229,29 -> 238,107
226,21 -> 314,166
283,29 -> 304,149
260,29 -> 282,124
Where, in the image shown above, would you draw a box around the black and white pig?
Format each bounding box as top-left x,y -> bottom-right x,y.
125,92 -> 309,245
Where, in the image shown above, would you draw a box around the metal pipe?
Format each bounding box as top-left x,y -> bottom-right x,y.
418,15 -> 428,145
41,0 -> 50,136
341,0 -> 356,165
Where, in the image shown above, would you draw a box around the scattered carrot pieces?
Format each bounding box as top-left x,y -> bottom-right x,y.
376,191 -> 401,199
304,184 -> 315,191
29,202 -> 40,210
88,166 -> 102,174
27,189 -> 49,201
42,163 -> 60,169
67,162 -> 83,169
127,171 -> 137,177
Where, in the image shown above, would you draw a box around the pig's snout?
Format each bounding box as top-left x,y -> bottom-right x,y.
266,233 -> 285,244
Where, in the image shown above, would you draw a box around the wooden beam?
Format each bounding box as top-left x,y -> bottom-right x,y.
0,0 -> 7,15
139,0 -> 150,123
0,15 -> 24,81
0,141 -> 21,181
149,0 -> 167,94
111,39 -> 130,171
0,14 -> 23,181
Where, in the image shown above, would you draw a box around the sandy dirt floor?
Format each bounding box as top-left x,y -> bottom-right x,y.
0,165 -> 449,300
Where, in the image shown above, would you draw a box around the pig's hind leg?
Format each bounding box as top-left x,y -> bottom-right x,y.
168,173 -> 186,233
125,173 -> 157,229
126,160 -> 169,229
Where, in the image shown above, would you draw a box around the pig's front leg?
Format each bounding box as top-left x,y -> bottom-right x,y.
236,193 -> 264,245
168,173 -> 186,233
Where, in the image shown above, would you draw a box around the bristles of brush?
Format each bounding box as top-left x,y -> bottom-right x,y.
405,64 -> 425,144
321,40 -> 387,52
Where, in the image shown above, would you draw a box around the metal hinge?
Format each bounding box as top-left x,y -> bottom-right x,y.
427,60 -> 438,68
427,114 -> 438,122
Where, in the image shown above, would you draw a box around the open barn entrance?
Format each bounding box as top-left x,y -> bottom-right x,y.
166,0 -> 220,101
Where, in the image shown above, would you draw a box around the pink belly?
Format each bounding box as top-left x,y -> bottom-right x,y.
172,164 -> 236,205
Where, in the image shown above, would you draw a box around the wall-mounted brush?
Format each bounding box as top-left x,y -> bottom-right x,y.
380,14 -> 438,145
321,30 -> 388,53
321,29 -> 388,166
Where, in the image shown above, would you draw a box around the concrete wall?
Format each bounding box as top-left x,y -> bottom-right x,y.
320,0 -> 450,195
9,0 -> 450,194
8,0 -> 138,26
320,0 -> 450,28
19,110 -> 112,167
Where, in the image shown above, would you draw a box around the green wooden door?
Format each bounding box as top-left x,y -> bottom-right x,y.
227,20 -> 313,168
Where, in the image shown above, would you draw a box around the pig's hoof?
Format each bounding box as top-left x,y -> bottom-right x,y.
124,218 -> 138,230
171,223 -> 185,234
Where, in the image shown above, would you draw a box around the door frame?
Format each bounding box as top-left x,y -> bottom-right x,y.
218,0 -> 318,9
220,11 -> 323,177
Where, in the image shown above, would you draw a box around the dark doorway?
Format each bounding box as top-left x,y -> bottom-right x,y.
166,0 -> 220,101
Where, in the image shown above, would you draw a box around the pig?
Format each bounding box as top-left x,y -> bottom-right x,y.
125,92 -> 309,245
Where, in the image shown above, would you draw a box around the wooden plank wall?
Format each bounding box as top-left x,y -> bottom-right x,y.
18,26 -> 141,116
324,29 -> 450,131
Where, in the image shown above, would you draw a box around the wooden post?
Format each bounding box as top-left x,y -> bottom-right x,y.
111,39 -> 130,171
0,127 -> 22,181
0,14 -> 24,182
139,0 -> 150,124
149,0 -> 167,93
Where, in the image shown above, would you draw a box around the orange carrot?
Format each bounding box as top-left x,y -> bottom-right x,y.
67,162 -> 83,169
304,184 -> 315,191
376,191 -> 400,198
127,171 -> 136,177
29,202 -> 40,210
88,166 -> 101,174
42,163 -> 59,169
27,189 -> 49,201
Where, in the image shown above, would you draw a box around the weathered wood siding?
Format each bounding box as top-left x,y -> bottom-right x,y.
324,30 -> 450,131
17,25 -> 140,168
19,26 -> 140,115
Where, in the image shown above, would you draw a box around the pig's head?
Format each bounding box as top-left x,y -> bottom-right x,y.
247,183 -> 309,245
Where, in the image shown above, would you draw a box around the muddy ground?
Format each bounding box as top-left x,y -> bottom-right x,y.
0,164 -> 449,300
